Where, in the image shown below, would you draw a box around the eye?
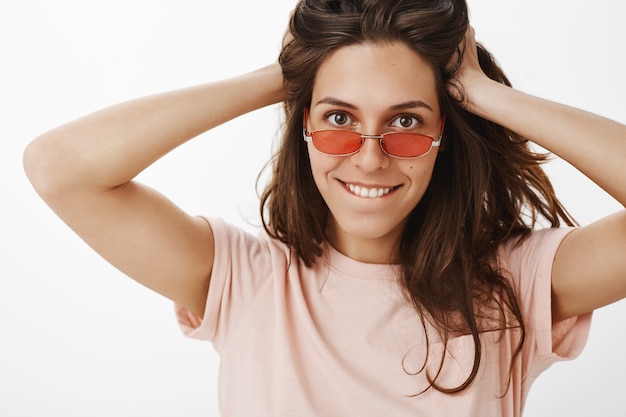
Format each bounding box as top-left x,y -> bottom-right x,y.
325,112 -> 353,127
390,115 -> 420,129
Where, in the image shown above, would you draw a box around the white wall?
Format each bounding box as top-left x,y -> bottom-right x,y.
2,1 -> 624,415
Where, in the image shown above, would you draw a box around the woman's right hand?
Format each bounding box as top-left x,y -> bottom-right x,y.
447,25 -> 493,112
282,9 -> 295,49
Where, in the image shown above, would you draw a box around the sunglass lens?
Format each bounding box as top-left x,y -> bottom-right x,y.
312,131 -> 362,155
382,134 -> 432,158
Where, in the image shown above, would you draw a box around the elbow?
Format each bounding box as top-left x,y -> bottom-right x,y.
23,132 -> 70,201
23,135 -> 49,196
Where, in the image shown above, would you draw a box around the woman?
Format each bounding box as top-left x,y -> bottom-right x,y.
23,0 -> 626,415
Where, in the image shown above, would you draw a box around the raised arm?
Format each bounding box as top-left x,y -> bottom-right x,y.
455,27 -> 626,322
23,63 -> 284,317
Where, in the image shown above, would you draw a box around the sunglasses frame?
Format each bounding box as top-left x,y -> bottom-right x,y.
302,113 -> 445,159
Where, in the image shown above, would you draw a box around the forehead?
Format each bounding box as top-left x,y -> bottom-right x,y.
311,41 -> 439,112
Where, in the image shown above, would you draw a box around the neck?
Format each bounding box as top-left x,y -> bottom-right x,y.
324,221 -> 402,264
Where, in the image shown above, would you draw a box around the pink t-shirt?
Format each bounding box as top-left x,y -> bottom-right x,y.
176,217 -> 591,417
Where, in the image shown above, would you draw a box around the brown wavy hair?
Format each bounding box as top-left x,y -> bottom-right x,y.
259,0 -> 576,394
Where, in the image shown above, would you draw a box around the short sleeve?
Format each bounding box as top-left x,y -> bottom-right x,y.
498,227 -> 592,378
174,217 -> 276,349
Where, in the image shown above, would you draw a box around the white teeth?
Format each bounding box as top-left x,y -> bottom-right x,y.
348,184 -> 392,198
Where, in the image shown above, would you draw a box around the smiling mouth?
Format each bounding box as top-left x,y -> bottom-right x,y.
345,183 -> 399,198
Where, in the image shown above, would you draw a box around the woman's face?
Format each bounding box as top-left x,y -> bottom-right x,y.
307,41 -> 443,263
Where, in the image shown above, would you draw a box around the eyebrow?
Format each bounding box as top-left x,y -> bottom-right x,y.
314,97 -> 434,112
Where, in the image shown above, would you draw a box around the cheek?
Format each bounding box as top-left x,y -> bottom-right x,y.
308,150 -> 337,189
403,158 -> 438,192
405,155 -> 436,176
307,149 -> 322,176
308,146 -> 341,174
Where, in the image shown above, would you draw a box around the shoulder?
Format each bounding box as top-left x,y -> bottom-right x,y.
493,227 -> 576,307
205,216 -> 298,271
206,216 -> 277,246
497,227 -> 576,276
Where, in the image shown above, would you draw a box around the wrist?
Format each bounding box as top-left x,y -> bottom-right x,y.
252,63 -> 286,106
462,77 -> 511,121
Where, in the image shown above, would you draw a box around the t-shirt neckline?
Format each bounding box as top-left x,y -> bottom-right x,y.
323,241 -> 401,281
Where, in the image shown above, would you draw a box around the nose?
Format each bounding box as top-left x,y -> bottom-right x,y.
351,135 -> 390,171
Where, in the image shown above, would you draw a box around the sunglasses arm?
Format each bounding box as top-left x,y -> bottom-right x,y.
433,133 -> 442,147
303,127 -> 313,143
